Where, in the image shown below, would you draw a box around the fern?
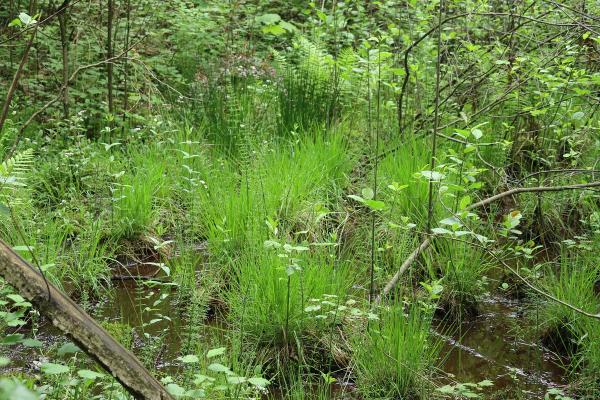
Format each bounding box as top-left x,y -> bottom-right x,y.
0,148 -> 34,206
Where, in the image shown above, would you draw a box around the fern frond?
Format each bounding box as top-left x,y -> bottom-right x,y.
0,148 -> 34,180
0,149 -> 34,205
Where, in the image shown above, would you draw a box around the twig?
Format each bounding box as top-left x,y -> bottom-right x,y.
3,36 -> 146,162
0,25 -> 37,135
376,180 -> 600,302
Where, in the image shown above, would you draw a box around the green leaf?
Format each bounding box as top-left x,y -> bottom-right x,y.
77,369 -> 105,380
459,195 -> 472,210
256,13 -> 281,24
572,111 -> 585,121
439,217 -> 462,227
166,383 -> 186,397
206,347 -> 226,358
471,128 -> 483,140
431,227 -> 452,235
364,199 -> 386,211
41,362 -> 70,375
8,18 -> 22,27
0,203 -> 9,216
0,356 -> 10,367
57,342 -> 81,356
347,194 -> 365,204
22,338 -> 43,348
420,170 -> 445,181
361,187 -> 374,200
248,377 -> 270,388
1,334 -> 23,345
226,376 -> 246,384
262,24 -> 286,36
178,354 -> 200,364
6,294 -> 26,304
208,363 -> 232,374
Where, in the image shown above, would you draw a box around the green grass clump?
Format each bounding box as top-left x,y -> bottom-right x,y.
429,240 -> 491,318
379,138 -> 432,225
539,247 -> 600,396
229,247 -> 353,371
112,148 -> 167,239
353,301 -> 439,399
198,131 -> 351,258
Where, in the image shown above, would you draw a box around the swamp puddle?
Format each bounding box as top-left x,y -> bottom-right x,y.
2,258 -> 568,399
436,295 -> 567,398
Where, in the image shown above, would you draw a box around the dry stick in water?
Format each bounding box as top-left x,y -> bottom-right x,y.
0,239 -> 174,400
376,180 -> 600,303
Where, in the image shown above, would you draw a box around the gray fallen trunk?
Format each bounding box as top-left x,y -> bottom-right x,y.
0,239 -> 174,400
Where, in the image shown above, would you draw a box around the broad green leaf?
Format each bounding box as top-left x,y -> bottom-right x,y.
6,294 -> 26,304
206,347 -> 226,358
22,338 -> 43,348
364,199 -> 386,211
420,170 -> 445,181
41,362 -> 70,375
439,217 -> 462,227
361,187 -> 374,200
0,357 -> 10,367
208,363 -> 232,374
18,13 -> 33,26
431,227 -> 452,235
226,376 -> 246,384
255,13 -> 281,24
166,383 -> 186,396
57,342 -> 81,356
1,334 -> 23,345
248,377 -> 270,388
262,24 -> 286,36
459,195 -> 471,210
77,369 -> 105,380
347,194 -> 365,203
178,354 -> 199,364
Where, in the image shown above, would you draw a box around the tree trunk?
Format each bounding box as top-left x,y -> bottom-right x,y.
107,0 -> 114,115
58,0 -> 70,118
0,26 -> 37,136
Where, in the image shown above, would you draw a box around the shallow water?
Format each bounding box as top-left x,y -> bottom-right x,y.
2,261 -> 569,399
436,295 -> 567,398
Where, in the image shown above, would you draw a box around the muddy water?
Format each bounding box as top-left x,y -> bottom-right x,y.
3,262 -> 567,398
436,295 -> 567,398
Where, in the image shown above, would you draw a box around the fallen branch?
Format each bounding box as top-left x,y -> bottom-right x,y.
376,180 -> 600,303
0,239 -> 174,400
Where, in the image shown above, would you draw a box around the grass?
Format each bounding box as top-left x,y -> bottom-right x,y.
378,137 -> 433,225
539,247 -> 600,395
2,17 -> 600,400
428,240 -> 491,318
352,300 -> 439,399
197,131 -> 351,259
229,246 -> 354,371
112,147 -> 168,239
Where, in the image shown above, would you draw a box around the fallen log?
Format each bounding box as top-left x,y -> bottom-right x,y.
0,239 -> 174,400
